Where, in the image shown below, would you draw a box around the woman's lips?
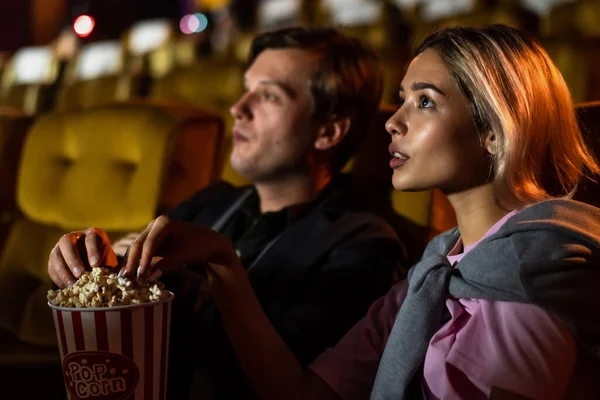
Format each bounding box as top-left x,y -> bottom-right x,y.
389,156 -> 408,169
388,144 -> 409,169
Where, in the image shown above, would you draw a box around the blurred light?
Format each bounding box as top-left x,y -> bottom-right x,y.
179,13 -> 209,35
74,15 -> 95,38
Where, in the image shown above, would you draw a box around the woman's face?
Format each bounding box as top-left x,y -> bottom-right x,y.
386,49 -> 492,194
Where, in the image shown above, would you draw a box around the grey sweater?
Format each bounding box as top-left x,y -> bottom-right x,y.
371,199 -> 600,399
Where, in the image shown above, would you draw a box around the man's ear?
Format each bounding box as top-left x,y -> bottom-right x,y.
483,131 -> 497,156
314,116 -> 351,150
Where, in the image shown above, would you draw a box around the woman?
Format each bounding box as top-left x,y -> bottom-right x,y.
124,25 -> 600,399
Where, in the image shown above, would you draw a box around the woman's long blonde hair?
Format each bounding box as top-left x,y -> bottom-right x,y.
416,25 -> 599,209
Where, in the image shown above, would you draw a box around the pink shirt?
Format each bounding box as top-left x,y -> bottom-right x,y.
310,211 -> 579,400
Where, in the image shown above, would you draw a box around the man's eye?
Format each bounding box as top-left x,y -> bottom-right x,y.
262,92 -> 279,102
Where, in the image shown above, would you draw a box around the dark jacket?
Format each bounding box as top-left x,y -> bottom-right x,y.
164,177 -> 404,399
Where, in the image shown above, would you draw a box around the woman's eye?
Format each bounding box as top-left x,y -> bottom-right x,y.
419,96 -> 435,108
397,97 -> 405,107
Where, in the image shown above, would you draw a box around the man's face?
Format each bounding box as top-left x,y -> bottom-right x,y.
229,48 -> 320,182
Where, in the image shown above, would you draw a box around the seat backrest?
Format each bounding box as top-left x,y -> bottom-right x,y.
0,109 -> 34,255
574,101 -> 600,206
541,0 -> 600,37
0,109 -> 34,215
17,103 -> 175,231
139,100 -> 227,212
18,101 -> 226,229
150,58 -> 244,119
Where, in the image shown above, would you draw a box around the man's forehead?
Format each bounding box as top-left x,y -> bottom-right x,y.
245,48 -> 318,87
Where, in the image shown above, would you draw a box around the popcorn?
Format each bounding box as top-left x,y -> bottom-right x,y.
48,267 -> 169,308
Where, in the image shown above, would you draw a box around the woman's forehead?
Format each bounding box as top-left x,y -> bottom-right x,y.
401,50 -> 460,97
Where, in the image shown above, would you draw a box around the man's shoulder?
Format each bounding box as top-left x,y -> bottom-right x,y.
188,181 -> 251,204
292,205 -> 402,255
167,181 -> 252,222
311,180 -> 400,241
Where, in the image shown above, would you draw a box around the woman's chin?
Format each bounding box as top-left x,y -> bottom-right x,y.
391,176 -> 413,192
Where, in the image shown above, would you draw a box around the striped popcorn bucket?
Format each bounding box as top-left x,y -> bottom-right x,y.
48,292 -> 174,400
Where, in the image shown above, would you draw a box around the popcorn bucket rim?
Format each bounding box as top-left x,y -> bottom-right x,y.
47,290 -> 174,312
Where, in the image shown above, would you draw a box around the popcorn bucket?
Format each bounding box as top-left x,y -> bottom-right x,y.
48,292 -> 174,400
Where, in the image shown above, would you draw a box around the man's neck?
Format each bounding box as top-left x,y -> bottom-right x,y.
254,169 -> 332,214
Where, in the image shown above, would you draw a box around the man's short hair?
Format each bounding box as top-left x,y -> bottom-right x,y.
248,27 -> 384,172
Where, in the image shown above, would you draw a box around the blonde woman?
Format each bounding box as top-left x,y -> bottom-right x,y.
123,25 -> 600,399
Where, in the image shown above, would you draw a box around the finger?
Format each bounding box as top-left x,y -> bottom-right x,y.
84,229 -> 104,267
57,232 -> 86,278
112,233 -> 139,258
123,221 -> 155,278
49,246 -> 77,288
138,216 -> 171,279
147,253 -> 189,281
147,257 -> 165,281
48,246 -> 66,288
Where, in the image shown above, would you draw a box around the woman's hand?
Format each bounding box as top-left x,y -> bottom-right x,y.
121,216 -> 243,285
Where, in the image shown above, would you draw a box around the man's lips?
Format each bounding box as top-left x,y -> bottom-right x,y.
233,130 -> 249,143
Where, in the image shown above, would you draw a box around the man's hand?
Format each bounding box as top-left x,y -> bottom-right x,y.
48,228 -> 118,288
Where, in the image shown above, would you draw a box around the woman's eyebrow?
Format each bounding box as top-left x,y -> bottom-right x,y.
399,82 -> 447,97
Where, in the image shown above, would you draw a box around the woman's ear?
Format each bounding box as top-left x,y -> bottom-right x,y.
484,131 -> 497,156
314,116 -> 351,150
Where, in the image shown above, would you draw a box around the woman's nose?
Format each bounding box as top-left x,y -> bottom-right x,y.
385,111 -> 407,136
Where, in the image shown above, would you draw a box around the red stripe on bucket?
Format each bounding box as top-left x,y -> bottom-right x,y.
56,310 -> 69,355
121,309 -> 134,359
71,311 -> 85,351
144,306 -> 154,399
159,302 -> 168,398
94,311 -> 109,351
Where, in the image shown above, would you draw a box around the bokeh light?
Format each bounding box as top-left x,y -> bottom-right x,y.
179,13 -> 209,35
73,15 -> 95,38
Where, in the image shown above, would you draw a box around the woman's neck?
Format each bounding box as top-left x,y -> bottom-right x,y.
447,183 -> 511,247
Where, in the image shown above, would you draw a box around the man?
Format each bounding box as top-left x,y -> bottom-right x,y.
48,27 -> 404,399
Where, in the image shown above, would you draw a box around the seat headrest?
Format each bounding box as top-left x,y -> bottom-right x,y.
323,0 -> 382,25
258,0 -> 301,29
127,19 -> 174,55
10,46 -> 56,85
77,41 -> 123,80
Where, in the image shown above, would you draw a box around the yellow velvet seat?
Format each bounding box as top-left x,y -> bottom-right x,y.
150,59 -> 246,186
0,109 -> 35,255
0,101 -> 225,349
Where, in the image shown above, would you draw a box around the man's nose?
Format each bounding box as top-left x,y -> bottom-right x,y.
230,92 -> 252,120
